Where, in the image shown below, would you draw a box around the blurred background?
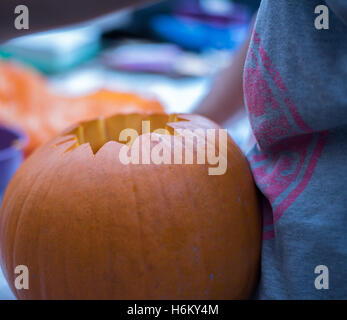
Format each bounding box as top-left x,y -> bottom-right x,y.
0,0 -> 260,298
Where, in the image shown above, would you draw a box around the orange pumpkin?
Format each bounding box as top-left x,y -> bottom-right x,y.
0,113 -> 261,299
0,62 -> 164,156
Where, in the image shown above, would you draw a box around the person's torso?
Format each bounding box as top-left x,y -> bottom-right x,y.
244,0 -> 347,299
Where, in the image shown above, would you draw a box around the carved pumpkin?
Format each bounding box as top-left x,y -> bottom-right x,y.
0,113 -> 261,299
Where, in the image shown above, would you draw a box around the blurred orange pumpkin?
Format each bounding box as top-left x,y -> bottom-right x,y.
0,62 -> 164,156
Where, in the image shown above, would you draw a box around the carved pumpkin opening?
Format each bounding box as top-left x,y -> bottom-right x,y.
65,113 -> 183,154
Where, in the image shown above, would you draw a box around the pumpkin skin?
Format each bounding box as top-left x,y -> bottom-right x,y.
0,113 -> 261,300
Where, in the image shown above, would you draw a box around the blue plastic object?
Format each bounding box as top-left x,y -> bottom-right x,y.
151,14 -> 249,51
0,125 -> 27,201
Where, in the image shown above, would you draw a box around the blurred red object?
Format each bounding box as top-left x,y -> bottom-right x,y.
0,62 -> 164,156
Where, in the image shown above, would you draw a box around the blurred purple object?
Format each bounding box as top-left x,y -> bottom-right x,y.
103,43 -> 182,74
0,125 -> 27,199
173,0 -> 251,25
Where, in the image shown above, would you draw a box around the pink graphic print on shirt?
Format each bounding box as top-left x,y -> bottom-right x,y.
244,31 -> 328,240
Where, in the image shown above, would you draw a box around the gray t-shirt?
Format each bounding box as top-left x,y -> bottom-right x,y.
244,0 -> 347,298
